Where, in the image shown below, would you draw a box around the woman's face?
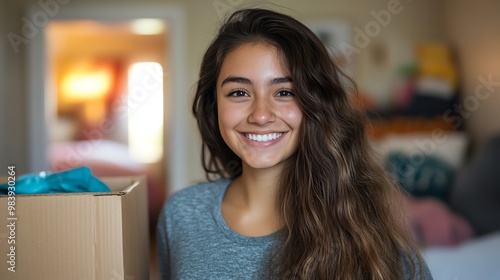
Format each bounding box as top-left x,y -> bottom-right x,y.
216,43 -> 303,171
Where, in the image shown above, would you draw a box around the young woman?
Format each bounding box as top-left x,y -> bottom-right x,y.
157,8 -> 432,280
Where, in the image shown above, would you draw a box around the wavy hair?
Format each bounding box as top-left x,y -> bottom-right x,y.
192,8 -> 422,280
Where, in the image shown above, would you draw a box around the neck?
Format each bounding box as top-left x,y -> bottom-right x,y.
234,162 -> 282,210
221,162 -> 284,236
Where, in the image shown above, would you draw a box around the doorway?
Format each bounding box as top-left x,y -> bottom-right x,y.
27,4 -> 190,200
45,19 -> 168,233
27,4 -> 187,279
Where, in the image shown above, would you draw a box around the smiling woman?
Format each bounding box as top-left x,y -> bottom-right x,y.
157,8 -> 433,280
217,43 -> 302,172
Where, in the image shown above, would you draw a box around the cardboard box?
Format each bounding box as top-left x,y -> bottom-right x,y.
0,176 -> 149,280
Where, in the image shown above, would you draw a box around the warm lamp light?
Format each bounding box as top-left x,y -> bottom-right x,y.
60,63 -> 114,103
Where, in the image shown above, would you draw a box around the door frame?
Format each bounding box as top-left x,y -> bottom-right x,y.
27,3 -> 189,193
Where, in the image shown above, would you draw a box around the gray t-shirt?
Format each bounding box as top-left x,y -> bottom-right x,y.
157,178 -> 433,279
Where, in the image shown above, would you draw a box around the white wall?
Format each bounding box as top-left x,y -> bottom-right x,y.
444,0 -> 500,148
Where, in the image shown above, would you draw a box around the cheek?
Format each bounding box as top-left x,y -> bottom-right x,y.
282,104 -> 303,129
218,101 -> 242,133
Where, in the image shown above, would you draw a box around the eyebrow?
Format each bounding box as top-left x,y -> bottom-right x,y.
220,76 -> 293,87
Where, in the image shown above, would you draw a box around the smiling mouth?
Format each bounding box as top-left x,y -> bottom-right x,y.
243,132 -> 285,142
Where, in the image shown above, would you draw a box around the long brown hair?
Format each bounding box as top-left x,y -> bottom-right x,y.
193,8 -> 422,280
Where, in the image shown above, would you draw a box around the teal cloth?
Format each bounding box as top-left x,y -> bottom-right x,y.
386,152 -> 455,200
0,166 -> 110,194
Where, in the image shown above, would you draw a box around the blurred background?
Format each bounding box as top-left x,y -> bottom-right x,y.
1,0 -> 499,279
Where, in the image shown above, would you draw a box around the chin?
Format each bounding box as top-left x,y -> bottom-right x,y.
243,157 -> 287,170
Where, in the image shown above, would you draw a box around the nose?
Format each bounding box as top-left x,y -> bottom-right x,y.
248,96 -> 275,125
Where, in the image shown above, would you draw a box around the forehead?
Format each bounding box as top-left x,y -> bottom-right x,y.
217,43 -> 290,85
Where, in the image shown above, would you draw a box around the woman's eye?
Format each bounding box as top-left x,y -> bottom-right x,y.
228,90 -> 249,97
275,90 -> 294,97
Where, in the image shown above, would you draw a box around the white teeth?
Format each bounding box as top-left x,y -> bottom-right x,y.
245,133 -> 284,142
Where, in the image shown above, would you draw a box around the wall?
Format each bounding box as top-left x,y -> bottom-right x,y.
269,0 -> 446,106
443,0 -> 500,148
0,0 -> 29,174
1,0 -> 447,185
0,6 -> 5,166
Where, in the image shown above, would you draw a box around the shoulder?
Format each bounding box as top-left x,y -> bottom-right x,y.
161,177 -> 231,216
168,177 -> 231,204
401,250 -> 434,280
